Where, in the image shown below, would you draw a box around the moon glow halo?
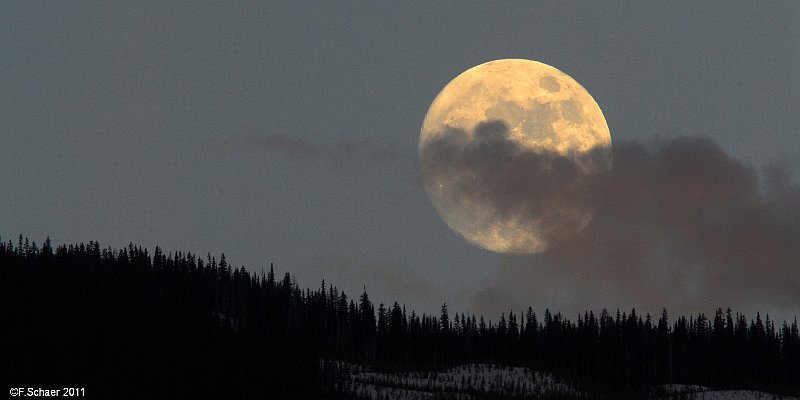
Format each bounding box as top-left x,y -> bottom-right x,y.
419,59 -> 612,254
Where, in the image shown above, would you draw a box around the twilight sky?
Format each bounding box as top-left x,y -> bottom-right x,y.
2,2 -> 798,322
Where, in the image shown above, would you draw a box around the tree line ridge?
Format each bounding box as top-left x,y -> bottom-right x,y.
2,236 -> 798,398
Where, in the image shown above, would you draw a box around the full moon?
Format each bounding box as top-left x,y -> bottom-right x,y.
419,59 -> 612,254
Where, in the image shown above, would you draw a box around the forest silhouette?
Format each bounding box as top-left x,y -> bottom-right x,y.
2,236 -> 798,398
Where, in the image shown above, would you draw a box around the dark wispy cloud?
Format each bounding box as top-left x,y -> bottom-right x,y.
202,134 -> 411,167
471,135 -> 800,322
420,121 -> 611,252
313,257 -> 434,301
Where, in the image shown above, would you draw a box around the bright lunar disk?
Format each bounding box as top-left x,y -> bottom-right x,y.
419,59 -> 612,254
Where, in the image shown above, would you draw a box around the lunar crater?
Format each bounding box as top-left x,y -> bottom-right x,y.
539,76 -> 561,93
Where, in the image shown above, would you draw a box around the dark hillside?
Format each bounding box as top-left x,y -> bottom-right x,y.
2,237 -> 798,398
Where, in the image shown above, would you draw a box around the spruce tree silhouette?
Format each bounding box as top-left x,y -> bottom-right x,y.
2,236 -> 799,398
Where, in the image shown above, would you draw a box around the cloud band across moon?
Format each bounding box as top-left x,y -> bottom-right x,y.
472,137 -> 800,322
420,120 -> 611,254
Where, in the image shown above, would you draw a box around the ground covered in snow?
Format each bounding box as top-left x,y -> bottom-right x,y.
322,361 -> 798,400
323,361 -> 580,399
651,384 -> 798,400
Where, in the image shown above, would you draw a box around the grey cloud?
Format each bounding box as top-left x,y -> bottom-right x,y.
420,120 -> 611,250
471,137 -> 800,321
202,134 -> 411,167
323,257 -> 434,300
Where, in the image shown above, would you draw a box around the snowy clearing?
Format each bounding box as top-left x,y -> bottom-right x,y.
322,361 -> 797,400
323,361 -> 580,399
651,384 -> 798,400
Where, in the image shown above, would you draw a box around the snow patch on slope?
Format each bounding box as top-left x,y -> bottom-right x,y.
652,384 -> 798,400
325,361 -> 580,399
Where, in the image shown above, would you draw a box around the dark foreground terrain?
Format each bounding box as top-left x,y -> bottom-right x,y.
2,237 -> 798,399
